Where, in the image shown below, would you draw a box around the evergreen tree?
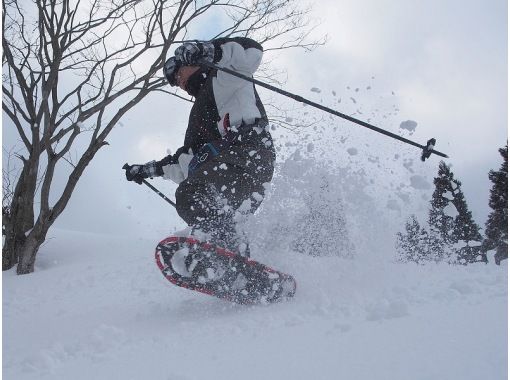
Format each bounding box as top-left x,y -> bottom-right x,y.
292,175 -> 353,257
428,161 -> 457,261
483,144 -> 508,265
452,186 -> 484,264
426,229 -> 449,263
396,215 -> 429,264
428,161 -> 483,264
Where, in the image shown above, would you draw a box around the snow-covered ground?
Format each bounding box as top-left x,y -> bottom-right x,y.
3,127 -> 507,379
3,228 -> 507,380
3,75 -> 507,380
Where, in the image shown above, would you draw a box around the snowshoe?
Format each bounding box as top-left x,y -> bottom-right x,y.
155,236 -> 296,305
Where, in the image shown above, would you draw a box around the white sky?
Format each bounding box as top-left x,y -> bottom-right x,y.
2,0 -> 508,239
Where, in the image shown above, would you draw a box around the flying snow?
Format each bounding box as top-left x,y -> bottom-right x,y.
409,175 -> 431,190
347,147 -> 358,156
399,120 -> 418,133
443,201 -> 458,218
386,199 -> 401,212
403,159 -> 414,173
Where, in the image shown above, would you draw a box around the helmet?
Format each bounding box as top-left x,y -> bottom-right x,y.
163,56 -> 182,86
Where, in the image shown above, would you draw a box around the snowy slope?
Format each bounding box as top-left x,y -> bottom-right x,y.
3,228 -> 507,380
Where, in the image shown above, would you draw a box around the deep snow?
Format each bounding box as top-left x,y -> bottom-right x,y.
3,227 -> 507,380
3,74 -> 508,380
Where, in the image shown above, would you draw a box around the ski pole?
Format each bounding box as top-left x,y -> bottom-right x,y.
122,164 -> 176,208
198,60 -> 448,161
141,179 -> 176,208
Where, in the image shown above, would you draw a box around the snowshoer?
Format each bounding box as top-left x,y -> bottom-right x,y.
124,38 -> 275,257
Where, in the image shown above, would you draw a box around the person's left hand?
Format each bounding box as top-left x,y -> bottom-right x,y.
174,41 -> 214,65
123,161 -> 161,184
123,164 -> 146,185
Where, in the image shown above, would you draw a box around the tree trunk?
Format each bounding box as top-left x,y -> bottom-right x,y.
2,231 -> 23,270
3,159 -> 38,271
15,216 -> 51,275
16,236 -> 43,274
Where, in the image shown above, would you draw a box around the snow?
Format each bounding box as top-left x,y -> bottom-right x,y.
3,228 -> 507,380
443,201 -> 459,218
387,199 -> 402,212
347,147 -> 358,156
3,80 -> 507,380
171,246 -> 192,276
399,120 -> 418,133
409,175 -> 431,190
453,240 -> 483,249
403,158 -> 414,172
443,190 -> 455,201
252,192 -> 264,202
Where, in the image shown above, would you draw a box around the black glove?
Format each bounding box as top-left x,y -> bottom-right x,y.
174,41 -> 215,66
123,161 -> 161,185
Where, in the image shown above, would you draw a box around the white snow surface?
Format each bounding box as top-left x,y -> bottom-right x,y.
3,228 -> 507,380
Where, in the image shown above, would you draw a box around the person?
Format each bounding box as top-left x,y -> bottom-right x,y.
124,37 -> 275,258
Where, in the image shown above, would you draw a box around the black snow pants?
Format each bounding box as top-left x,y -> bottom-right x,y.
175,123 -> 275,252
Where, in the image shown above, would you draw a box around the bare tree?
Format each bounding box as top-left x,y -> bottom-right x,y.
2,0 -> 323,274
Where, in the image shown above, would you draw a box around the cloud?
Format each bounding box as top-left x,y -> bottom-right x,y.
136,135 -> 172,162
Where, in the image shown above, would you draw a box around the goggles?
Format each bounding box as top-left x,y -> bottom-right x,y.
163,57 -> 182,86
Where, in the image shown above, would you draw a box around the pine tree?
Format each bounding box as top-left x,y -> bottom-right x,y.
428,161 -> 483,264
292,175 -> 353,257
452,186 -> 484,264
426,229 -> 448,263
396,215 -> 429,264
428,162 -> 457,261
483,144 -> 508,265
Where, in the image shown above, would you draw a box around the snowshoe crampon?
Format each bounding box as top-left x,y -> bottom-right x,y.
155,236 -> 296,305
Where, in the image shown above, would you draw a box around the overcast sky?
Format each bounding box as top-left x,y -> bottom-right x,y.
279,0 -> 508,223
3,0 -> 507,240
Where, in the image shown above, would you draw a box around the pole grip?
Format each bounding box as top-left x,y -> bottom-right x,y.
123,163 -> 177,208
